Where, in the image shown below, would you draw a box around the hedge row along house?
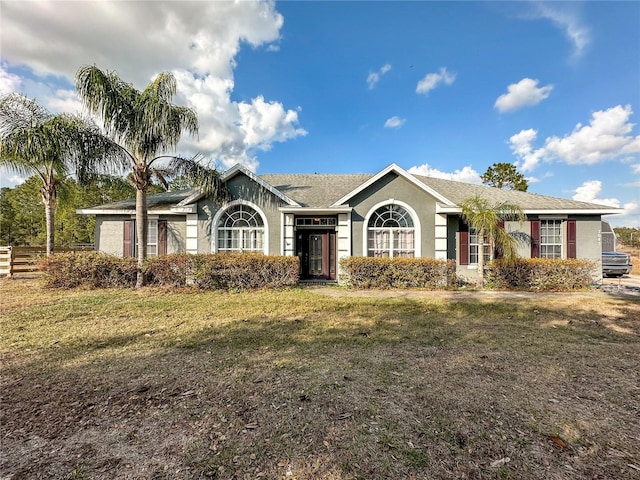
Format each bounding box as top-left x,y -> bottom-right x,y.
78,163 -> 620,282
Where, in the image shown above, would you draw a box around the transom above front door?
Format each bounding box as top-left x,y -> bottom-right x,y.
297,230 -> 336,280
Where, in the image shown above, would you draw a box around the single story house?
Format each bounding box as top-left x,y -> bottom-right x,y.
78,163 -> 621,281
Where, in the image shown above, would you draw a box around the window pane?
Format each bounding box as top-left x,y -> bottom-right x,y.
367,205 -> 415,257
217,205 -> 265,252
540,220 -> 563,259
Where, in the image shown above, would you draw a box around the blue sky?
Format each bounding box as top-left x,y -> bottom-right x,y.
1,1 -> 639,226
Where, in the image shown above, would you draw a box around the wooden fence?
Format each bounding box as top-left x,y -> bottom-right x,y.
0,245 -> 94,277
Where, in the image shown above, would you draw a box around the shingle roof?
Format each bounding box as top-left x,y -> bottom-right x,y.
84,170 -> 617,213
412,175 -> 612,211
87,189 -> 194,211
259,173 -> 373,208
259,172 -> 614,211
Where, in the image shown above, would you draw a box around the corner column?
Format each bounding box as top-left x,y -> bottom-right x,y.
434,213 -> 448,260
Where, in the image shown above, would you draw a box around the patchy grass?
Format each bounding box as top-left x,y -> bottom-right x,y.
1,279 -> 639,480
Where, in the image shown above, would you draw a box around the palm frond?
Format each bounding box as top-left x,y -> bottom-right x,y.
77,65 -> 198,167
165,154 -> 228,201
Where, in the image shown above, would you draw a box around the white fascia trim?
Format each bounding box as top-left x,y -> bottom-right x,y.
436,205 -> 462,214
76,209 -> 135,215
279,207 -> 353,214
435,206 -> 622,215
331,163 -> 454,207
76,208 -> 187,216
170,205 -> 197,214
524,209 -> 622,215
178,163 -> 301,207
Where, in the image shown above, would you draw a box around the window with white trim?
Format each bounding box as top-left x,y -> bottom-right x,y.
468,227 -> 490,265
367,204 -> 415,257
217,204 -> 264,252
540,219 -> 562,258
146,219 -> 158,256
129,219 -> 159,257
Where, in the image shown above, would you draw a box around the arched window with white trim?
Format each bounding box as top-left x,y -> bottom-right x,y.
367,204 -> 415,257
217,204 -> 265,252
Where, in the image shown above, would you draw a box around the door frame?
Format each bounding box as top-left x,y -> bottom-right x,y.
297,229 -> 337,280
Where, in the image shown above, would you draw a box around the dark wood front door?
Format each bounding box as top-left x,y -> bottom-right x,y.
298,230 -> 336,280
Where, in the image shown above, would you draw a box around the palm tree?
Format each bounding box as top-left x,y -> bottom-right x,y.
0,93 -> 125,256
460,195 -> 525,288
75,65 -> 226,287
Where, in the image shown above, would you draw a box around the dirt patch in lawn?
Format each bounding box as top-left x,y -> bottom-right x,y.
1,279 -> 639,479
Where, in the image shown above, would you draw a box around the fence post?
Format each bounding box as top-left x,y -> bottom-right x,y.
9,246 -> 14,278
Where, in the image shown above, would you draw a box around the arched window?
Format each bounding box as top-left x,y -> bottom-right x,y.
217,204 -> 265,252
367,204 -> 415,257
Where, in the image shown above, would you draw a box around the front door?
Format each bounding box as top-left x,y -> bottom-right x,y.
298,230 -> 336,280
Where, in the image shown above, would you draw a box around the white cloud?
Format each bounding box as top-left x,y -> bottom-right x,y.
606,202 -> 640,227
572,180 -> 639,226
0,65 -> 21,94
416,67 -> 456,95
508,128 -> 544,171
384,116 -> 406,129
494,78 -> 553,113
509,105 -> 640,172
572,180 -> 620,207
0,1 -> 306,172
632,164 -> 640,175
367,63 -> 392,90
0,167 -> 26,188
46,89 -> 83,114
532,3 -> 591,58
408,163 -> 482,184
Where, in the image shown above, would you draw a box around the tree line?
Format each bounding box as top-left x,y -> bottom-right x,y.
1,65 -> 226,286
0,174 -> 168,247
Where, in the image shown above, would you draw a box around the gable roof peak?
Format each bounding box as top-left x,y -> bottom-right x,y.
331,162 -> 455,206
178,163 -> 300,207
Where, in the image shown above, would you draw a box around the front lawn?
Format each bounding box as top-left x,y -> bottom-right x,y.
1,280 -> 639,479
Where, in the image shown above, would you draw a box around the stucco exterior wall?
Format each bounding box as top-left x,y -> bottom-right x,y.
196,174 -> 286,254
95,215 -> 186,256
348,172 -> 438,257
166,217 -> 186,254
95,215 -> 127,256
457,216 -> 603,281
576,216 -> 603,273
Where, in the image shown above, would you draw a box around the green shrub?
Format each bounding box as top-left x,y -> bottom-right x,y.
340,256 -> 456,289
487,258 -> 596,291
144,254 -> 192,288
39,251 -> 137,288
39,252 -> 299,290
191,253 -> 299,290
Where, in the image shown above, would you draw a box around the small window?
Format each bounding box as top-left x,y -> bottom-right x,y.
217,204 -> 265,252
127,219 -> 159,257
468,227 -> 490,265
147,219 -> 158,256
367,204 -> 415,258
540,219 -> 562,259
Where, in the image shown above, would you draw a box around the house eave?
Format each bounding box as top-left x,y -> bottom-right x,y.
279,206 -> 353,214
77,208 -> 190,216
77,208 -> 135,215
170,205 -> 197,214
524,208 -> 622,215
434,205 -> 623,216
